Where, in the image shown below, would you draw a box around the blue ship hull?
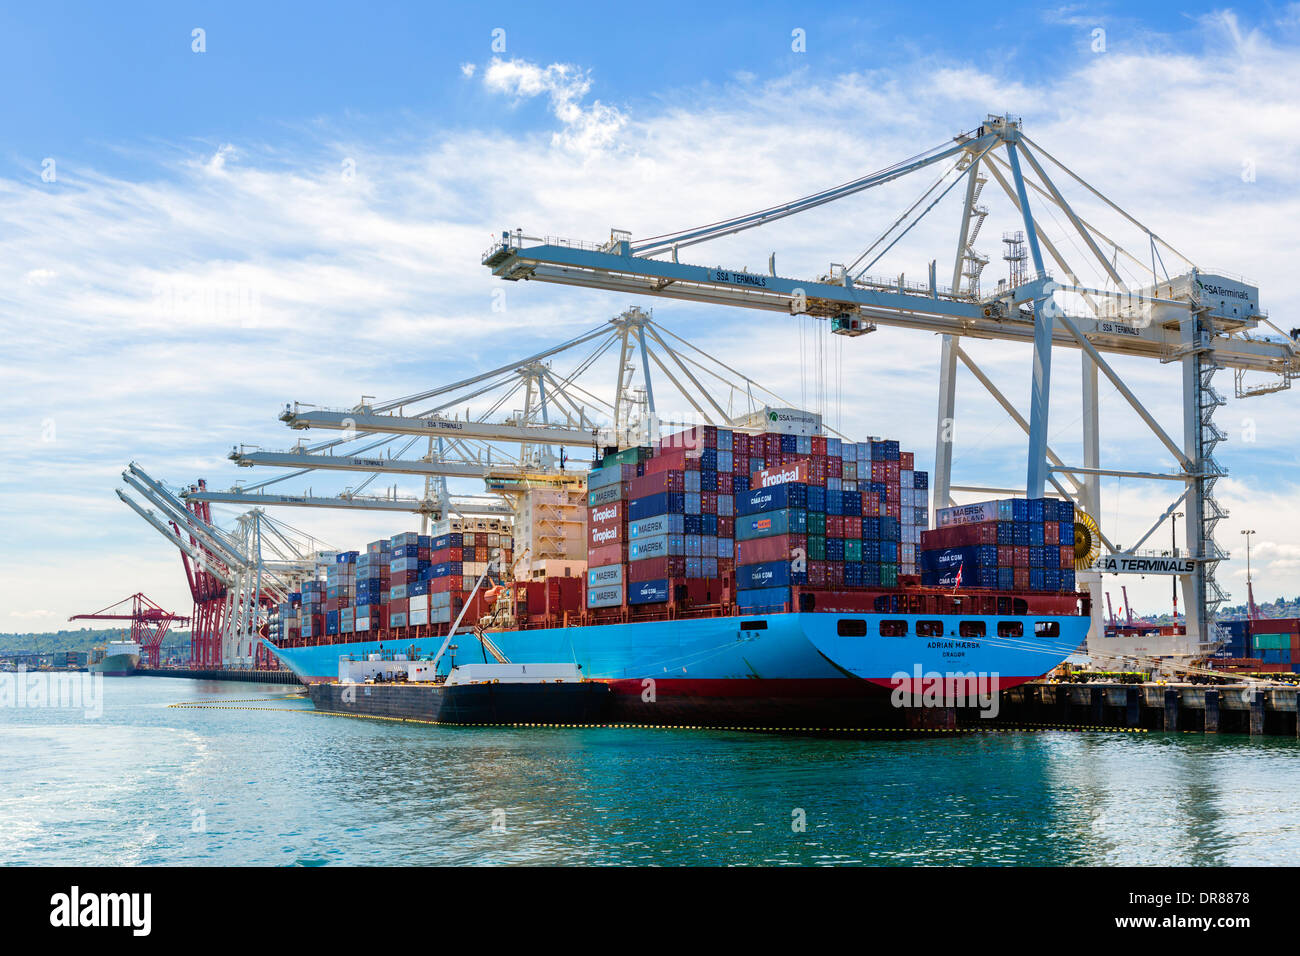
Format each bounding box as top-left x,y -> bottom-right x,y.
267,610 -> 1086,726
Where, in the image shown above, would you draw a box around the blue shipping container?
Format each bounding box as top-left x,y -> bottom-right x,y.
628,579 -> 670,605
738,482 -> 809,516
735,508 -> 808,541
737,560 -> 807,589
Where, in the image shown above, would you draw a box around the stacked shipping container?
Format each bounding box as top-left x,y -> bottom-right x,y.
582,425 -> 931,616
919,498 -> 1077,592
1248,618 -> 1300,670
270,518 -> 515,643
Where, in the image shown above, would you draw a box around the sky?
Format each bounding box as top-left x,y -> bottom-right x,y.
1,1 -> 1298,632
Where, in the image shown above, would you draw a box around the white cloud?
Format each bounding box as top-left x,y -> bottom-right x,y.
482,56 -> 626,155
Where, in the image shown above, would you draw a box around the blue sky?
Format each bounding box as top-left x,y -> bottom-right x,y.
2,1 -> 1298,630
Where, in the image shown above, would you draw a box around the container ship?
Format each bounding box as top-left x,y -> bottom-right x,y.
90,640 -> 141,676
266,417 -> 1090,726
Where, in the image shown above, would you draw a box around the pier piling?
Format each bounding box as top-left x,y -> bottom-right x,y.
1162,688 -> 1179,733
1204,689 -> 1220,734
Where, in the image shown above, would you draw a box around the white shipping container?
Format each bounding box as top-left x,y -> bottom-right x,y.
409,594 -> 430,613
410,608 -> 429,626
587,563 -> 624,588
587,583 -> 624,608
936,500 -> 1009,527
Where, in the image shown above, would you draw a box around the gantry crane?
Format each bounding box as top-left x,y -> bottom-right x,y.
480,113 -> 1299,659
204,305 -> 801,508
117,464 -> 328,667
69,593 -> 190,669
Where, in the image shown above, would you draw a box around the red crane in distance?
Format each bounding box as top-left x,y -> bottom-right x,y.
69,593 -> 190,669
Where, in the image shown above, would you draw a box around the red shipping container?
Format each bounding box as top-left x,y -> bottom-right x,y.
828,563 -> 844,586
1014,567 -> 1030,589
811,436 -> 827,456
844,516 -> 862,538
588,519 -> 624,550
886,483 -> 900,502
1044,522 -> 1060,545
871,462 -> 887,482
1013,546 -> 1029,567
701,492 -> 718,514
631,469 -> 685,496
900,451 -> 914,470
718,472 -> 734,494
736,533 -> 806,566
677,577 -> 724,606
886,462 -> 900,482
807,561 -> 828,587
629,555 -> 686,581
998,546 -> 1014,567
886,501 -> 900,518
589,542 -> 629,566
826,514 -> 845,537
1060,546 -> 1074,569
588,499 -> 623,525
717,516 -> 735,537
544,577 -> 583,616
922,522 -> 999,549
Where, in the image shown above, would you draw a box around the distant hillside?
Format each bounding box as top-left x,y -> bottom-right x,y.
0,628 -> 192,656
1125,595 -> 1299,626
1217,596 -> 1300,622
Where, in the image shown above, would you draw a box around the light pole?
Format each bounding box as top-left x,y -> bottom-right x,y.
1241,529 -> 1256,621
1171,511 -> 1183,622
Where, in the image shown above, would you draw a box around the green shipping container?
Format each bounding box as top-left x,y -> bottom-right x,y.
1253,633 -> 1291,650
881,563 -> 898,588
602,446 -> 650,467
808,535 -> 826,561
845,538 -> 863,561
807,512 -> 826,535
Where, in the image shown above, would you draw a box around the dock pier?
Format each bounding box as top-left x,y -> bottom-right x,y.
136,667 -> 302,685
991,681 -> 1300,737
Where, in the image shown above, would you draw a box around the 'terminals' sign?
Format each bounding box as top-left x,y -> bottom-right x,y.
1092,554 -> 1195,575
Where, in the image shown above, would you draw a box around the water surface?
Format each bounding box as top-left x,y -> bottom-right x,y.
2,677 -> 1297,865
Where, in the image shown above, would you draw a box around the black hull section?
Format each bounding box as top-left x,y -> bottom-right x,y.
307,679 -> 962,730
308,681 -> 612,725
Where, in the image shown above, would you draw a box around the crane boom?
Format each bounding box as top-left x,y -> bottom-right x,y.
282,408 -> 595,447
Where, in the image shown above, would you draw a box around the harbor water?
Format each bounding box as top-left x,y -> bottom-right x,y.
3,676 -> 1299,866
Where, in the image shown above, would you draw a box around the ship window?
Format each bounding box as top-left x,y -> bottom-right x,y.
916,620 -> 943,637
997,621 -> 1024,638
740,620 -> 768,631
837,619 -> 868,637
1035,621 -> 1061,638
879,620 -> 908,637
959,620 -> 986,638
